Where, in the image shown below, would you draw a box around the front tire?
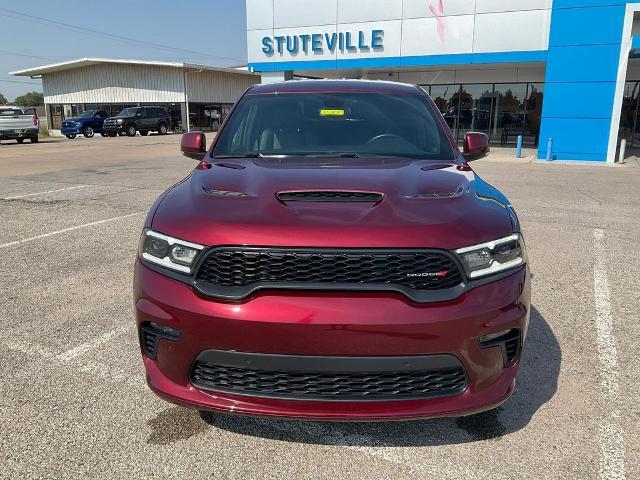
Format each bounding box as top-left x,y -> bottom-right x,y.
126,125 -> 137,137
118,132 -> 126,137
66,134 -> 76,139
83,126 -> 94,138
16,138 -> 24,144
158,123 -> 168,135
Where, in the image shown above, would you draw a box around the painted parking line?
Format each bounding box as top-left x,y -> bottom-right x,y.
4,337 -> 143,388
3,184 -> 88,200
0,211 -> 145,249
593,228 -> 626,480
57,326 -> 130,361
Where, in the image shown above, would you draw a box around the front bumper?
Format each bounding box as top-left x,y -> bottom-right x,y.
61,125 -> 82,134
134,260 -> 530,420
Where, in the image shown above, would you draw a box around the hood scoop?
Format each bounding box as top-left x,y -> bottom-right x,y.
277,190 -> 383,203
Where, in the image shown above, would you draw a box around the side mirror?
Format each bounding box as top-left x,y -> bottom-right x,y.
462,132 -> 490,161
181,131 -> 207,160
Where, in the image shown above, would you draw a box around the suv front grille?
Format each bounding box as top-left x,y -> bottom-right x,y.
195,247 -> 463,300
189,350 -> 468,401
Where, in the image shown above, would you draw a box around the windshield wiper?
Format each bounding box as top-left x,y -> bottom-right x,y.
297,153 -> 362,158
214,153 -> 264,159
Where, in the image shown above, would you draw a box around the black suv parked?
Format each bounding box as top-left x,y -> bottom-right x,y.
103,106 -> 170,137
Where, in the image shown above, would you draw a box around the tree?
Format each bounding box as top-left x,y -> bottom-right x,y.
14,91 -> 44,107
0,92 -> 7,105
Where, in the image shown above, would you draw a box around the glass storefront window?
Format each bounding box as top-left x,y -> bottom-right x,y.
423,82 -> 544,147
429,85 -> 461,137
50,104 -> 64,129
189,103 -> 223,131
221,103 -> 233,124
98,104 -> 137,117
70,104 -> 88,117
526,83 -> 544,146
618,81 -> 640,146
167,103 -> 181,130
457,84 -> 494,142
491,83 -> 529,146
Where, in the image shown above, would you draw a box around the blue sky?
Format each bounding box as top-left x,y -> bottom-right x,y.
0,0 -> 247,101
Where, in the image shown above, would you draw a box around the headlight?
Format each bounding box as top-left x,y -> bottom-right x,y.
138,229 -> 204,274
117,118 -> 124,124
456,234 -> 526,279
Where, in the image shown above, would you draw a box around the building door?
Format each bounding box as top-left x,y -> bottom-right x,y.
618,81 -> 640,147
457,84 -> 494,143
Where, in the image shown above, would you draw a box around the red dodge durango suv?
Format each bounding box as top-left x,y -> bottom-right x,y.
134,80 -> 530,421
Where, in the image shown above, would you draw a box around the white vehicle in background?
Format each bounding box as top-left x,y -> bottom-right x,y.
0,106 -> 39,144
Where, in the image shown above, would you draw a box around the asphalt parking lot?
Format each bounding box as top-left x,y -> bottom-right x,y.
0,135 -> 638,479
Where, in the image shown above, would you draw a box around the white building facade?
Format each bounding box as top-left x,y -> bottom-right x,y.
12,58 -> 260,134
247,0 -> 640,163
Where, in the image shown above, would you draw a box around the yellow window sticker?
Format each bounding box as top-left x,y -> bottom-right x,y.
320,109 -> 345,117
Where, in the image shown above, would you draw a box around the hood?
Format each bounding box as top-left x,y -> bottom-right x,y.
151,158 -> 514,250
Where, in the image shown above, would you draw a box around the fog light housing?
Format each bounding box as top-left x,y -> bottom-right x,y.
140,321 -> 181,359
479,328 -> 521,367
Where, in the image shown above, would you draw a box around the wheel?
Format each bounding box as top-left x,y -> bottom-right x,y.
16,138 -> 24,144
126,125 -> 137,137
30,136 -> 38,143
118,132 -> 126,137
158,123 -> 168,135
100,132 -> 108,137
139,130 -> 149,136
65,134 -> 76,139
82,126 -> 94,138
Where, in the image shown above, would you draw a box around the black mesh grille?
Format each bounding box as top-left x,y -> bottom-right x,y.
190,362 -> 467,401
479,328 -> 521,367
504,335 -> 520,364
140,322 -> 181,359
277,191 -> 383,202
196,248 -> 463,291
141,328 -> 158,358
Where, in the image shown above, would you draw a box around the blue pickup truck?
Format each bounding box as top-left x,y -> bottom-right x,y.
61,110 -> 109,139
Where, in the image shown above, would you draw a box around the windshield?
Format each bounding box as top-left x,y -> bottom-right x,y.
80,110 -> 96,118
118,108 -> 138,117
213,92 -> 455,160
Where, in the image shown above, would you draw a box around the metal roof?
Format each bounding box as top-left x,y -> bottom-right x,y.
10,58 -> 259,77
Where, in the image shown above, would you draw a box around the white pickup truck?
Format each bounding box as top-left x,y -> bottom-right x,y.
0,106 -> 39,144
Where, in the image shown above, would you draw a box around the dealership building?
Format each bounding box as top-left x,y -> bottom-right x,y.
11,58 -> 259,134
246,0 -> 640,162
